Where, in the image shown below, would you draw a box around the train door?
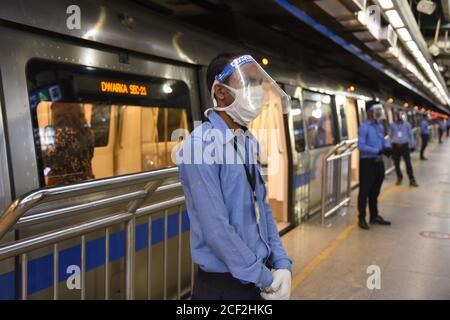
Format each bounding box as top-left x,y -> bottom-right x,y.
290,95 -> 310,223
249,86 -> 290,231
302,90 -> 337,212
357,99 -> 366,124
343,97 -> 360,186
0,24 -> 202,299
0,75 -> 11,214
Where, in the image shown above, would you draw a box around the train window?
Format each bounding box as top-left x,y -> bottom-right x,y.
378,105 -> 389,134
302,91 -> 335,149
91,104 -> 111,147
335,95 -> 348,140
27,59 -> 192,187
291,99 -> 306,152
357,99 -> 366,124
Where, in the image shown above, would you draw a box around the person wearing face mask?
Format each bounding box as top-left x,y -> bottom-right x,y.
357,101 -> 392,230
176,53 -> 292,300
389,110 -> 418,187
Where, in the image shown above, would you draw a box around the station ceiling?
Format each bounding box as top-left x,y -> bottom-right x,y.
129,0 -> 450,114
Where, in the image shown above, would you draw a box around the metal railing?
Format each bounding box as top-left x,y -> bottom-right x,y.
320,139 -> 358,226
0,167 -> 194,300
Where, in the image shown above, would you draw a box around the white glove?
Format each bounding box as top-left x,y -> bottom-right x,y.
260,269 -> 291,300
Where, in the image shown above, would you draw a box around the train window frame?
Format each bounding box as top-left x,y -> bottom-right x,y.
302,89 -> 336,150
291,98 -> 306,153
26,58 -> 193,188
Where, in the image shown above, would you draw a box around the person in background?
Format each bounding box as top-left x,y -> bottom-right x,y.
389,110 -> 418,187
357,101 -> 392,230
446,118 -> 450,137
177,53 -> 292,300
419,114 -> 430,160
45,103 -> 95,186
438,119 -> 445,143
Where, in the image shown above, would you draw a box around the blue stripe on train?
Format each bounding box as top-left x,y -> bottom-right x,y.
0,210 -> 190,300
293,170 -> 314,189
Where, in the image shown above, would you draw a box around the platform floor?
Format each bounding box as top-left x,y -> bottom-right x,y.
285,136 -> 450,300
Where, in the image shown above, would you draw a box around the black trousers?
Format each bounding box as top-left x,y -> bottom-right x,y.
358,158 -> 385,221
191,268 -> 262,300
420,134 -> 429,159
392,143 -> 415,181
438,128 -> 444,143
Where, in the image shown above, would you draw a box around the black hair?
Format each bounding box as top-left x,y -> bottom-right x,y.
365,100 -> 379,113
206,53 -> 244,93
423,113 -> 428,118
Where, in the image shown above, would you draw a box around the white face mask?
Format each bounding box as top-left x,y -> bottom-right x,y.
209,80 -> 265,126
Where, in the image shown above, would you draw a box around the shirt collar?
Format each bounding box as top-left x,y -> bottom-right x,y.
207,111 -> 256,145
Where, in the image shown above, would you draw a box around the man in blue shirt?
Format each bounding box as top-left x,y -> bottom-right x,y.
438,119 -> 445,143
389,110 -> 418,187
357,101 -> 392,230
419,114 -> 429,160
177,53 -> 292,300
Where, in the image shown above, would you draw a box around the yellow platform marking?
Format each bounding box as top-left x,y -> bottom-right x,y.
290,142 -> 440,293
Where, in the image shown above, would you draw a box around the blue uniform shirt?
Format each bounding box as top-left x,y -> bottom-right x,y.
420,119 -> 429,135
438,120 -> 445,130
176,111 -> 292,289
358,120 -> 390,159
389,121 -> 415,148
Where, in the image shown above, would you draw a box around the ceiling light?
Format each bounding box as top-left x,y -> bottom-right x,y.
385,10 -> 404,28
429,43 -> 440,56
433,62 -> 439,71
406,41 -> 419,52
397,28 -> 412,41
378,0 -> 394,9
417,0 -> 437,15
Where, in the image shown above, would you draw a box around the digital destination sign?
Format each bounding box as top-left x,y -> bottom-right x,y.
100,81 -> 148,96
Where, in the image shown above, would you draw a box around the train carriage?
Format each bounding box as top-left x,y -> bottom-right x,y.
0,0 -> 442,300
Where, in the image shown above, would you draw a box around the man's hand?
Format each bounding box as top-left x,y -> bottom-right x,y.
379,148 -> 392,158
260,269 -> 291,300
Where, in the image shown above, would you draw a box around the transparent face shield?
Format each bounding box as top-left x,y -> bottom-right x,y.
369,104 -> 386,121
210,55 -> 291,125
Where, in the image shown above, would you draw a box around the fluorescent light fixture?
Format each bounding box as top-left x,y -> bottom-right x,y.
162,84 -> 173,94
397,28 -> 412,41
378,0 -> 394,9
433,62 -> 439,71
385,10 -> 404,28
406,41 -> 419,52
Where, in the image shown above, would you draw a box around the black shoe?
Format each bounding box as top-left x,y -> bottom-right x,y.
396,177 -> 402,185
370,216 -> 391,226
410,180 -> 419,187
358,219 -> 370,230
420,157 -> 428,160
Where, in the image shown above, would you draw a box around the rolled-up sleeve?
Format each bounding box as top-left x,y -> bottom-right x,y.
262,199 -> 292,270
178,137 -> 273,288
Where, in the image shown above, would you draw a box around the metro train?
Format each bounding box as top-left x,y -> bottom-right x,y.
0,0 -> 446,300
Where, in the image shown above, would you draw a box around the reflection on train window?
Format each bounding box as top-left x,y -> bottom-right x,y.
303,91 -> 335,149
337,101 -> 348,140
291,99 -> 306,152
378,105 -> 389,134
27,59 -> 192,187
91,104 -> 111,147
